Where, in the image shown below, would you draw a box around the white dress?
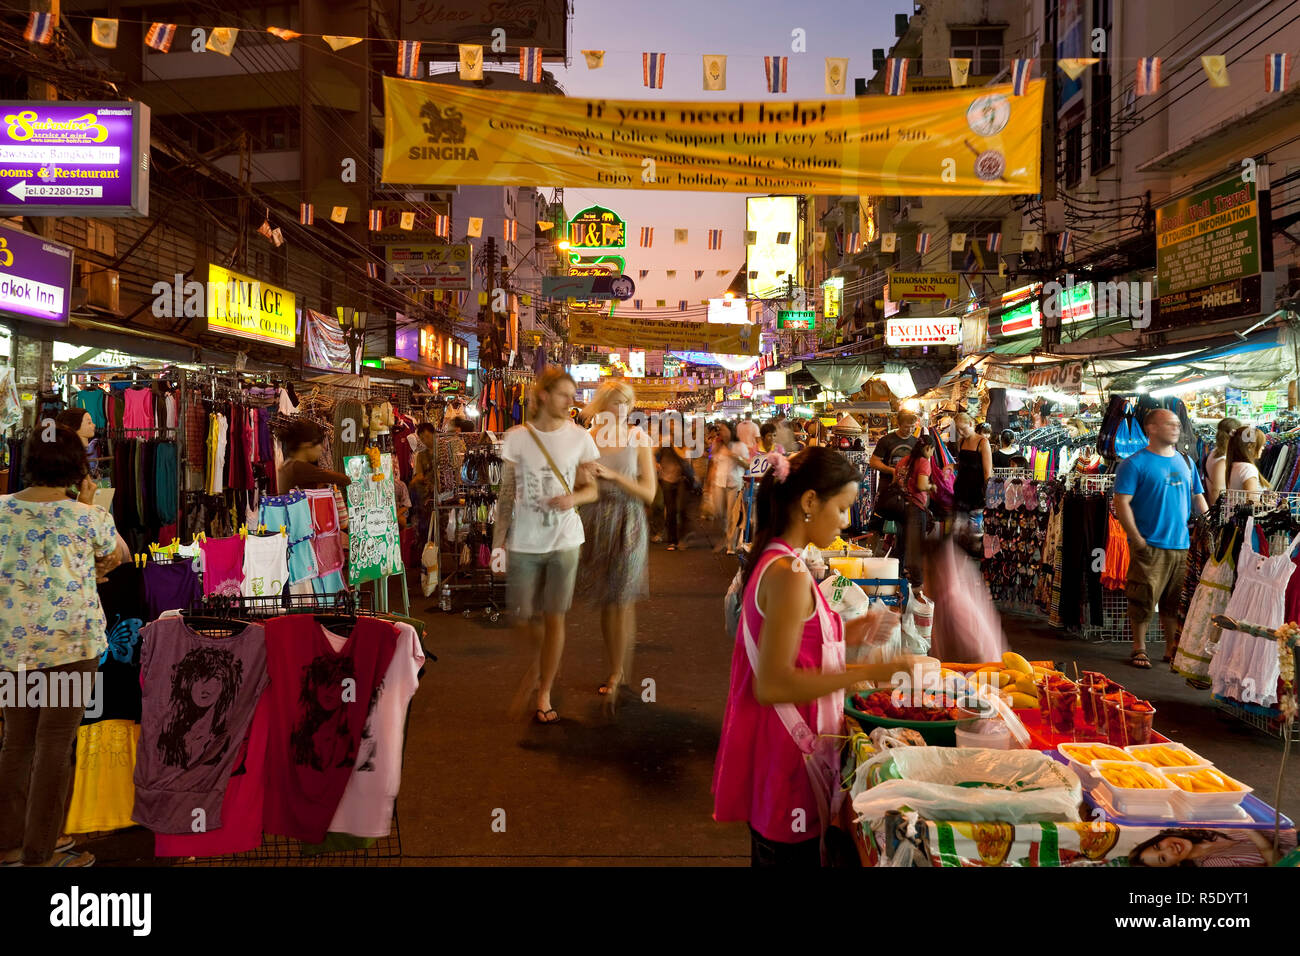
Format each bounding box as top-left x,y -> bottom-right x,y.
1172,535 -> 1236,682
1207,517 -> 1298,706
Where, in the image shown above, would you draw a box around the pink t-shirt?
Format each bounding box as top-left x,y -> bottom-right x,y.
712,540 -> 844,843
200,535 -> 245,597
123,387 -> 153,436
327,622 -> 425,837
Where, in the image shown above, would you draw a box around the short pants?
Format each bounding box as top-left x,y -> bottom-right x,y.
507,547 -> 581,618
1126,544 -> 1187,630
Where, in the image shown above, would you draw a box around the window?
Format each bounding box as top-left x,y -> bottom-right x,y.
1064,122 -> 1083,187
947,220 -> 1002,271
1089,0 -> 1113,173
950,28 -> 1003,76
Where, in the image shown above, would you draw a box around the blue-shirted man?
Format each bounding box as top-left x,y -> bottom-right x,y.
1114,408 -> 1209,670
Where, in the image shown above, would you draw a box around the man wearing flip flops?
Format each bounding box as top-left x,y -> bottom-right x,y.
1114,409 -> 1209,670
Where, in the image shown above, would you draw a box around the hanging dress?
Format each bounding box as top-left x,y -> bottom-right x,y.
1207,517 -> 1300,706
1172,527 -> 1238,683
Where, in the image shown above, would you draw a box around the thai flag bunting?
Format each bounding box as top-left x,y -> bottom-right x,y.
634,300 -> 643,310
695,270 -> 704,279
764,56 -> 788,93
520,47 -> 543,83
643,52 -> 666,89
707,229 -> 723,250
267,27 -> 301,41
368,209 -> 384,230
885,58 -> 908,95
846,231 -> 859,253
398,41 -> 421,78
24,12 -> 56,44
366,262 -> 379,279
1012,58 -> 1034,95
435,214 -> 449,237
1266,53 -> 1291,93
986,232 -> 1001,252
639,269 -> 649,278
640,226 -> 654,247
1057,230 -> 1072,254
1136,57 -> 1161,96
679,300 -> 688,311
145,22 -> 177,52
299,203 -> 313,225
916,233 -> 931,254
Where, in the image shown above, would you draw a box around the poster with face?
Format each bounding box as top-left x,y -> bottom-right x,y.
344,454 -> 402,583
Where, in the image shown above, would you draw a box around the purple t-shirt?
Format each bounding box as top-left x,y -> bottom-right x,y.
133,617 -> 269,833
141,560 -> 202,620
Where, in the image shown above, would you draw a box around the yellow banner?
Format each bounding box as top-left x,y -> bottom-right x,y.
382,76 -> 1044,196
570,314 -> 761,354
206,264 -> 296,348
888,270 -> 961,300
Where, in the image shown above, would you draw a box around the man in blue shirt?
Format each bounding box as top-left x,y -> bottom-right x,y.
1114,409 -> 1209,669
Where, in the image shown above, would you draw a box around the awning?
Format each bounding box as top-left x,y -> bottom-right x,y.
1113,324 -> 1300,391
802,356 -> 881,394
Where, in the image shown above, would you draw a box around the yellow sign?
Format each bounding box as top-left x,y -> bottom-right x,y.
570,314 -> 761,354
382,77 -> 1045,196
775,395 -> 794,404
206,264 -> 296,348
887,270 -> 961,300
715,387 -> 724,402
820,417 -> 838,427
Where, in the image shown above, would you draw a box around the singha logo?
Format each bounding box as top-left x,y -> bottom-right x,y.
420,100 -> 467,143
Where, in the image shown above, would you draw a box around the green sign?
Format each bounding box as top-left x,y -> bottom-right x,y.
361,357 -> 383,369
1155,173 -> 1262,329
344,453 -> 402,584
778,309 -> 816,329
567,205 -> 626,249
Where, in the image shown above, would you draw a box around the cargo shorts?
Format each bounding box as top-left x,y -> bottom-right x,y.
508,547 -> 581,619
1126,543 -> 1187,631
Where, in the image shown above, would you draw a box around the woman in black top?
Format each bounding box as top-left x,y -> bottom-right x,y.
990,429 -> 1021,468
952,412 -> 992,514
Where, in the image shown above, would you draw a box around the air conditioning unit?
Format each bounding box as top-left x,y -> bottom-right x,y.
84,268 -> 120,312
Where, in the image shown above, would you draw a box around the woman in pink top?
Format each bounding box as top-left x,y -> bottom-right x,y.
713,446 -> 898,866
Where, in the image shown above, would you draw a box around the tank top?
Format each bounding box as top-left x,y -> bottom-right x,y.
955,437 -> 986,510
713,539 -> 844,842
594,426 -> 644,478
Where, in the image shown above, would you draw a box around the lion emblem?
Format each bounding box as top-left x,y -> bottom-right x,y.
420,100 -> 467,144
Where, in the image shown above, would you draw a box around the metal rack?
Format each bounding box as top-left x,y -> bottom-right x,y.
1219,488 -> 1300,521
434,431 -> 506,620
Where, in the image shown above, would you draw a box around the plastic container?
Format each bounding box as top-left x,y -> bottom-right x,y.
1102,691 -> 1142,746
1119,701 -> 1156,746
1033,674 -> 1051,722
1126,742 -> 1210,770
1094,760 -> 1178,816
1161,767 -> 1253,817
1058,743 -> 1134,785
1078,672 -> 1108,725
954,719 -> 1012,750
854,557 -> 899,594
1046,682 -> 1080,735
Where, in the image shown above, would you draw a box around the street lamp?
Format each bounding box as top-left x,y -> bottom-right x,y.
557,239 -> 571,251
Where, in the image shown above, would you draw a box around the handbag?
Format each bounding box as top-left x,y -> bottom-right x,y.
525,423 -> 572,496
875,471 -> 908,522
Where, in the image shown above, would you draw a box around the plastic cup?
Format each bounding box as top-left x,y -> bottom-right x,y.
1047,682 -> 1080,735
1089,682 -> 1110,734
1103,692 -> 1139,746
1034,674 -> 1051,722
1078,673 -> 1106,724
1121,702 -> 1156,746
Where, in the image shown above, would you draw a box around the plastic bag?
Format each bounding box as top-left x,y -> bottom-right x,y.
899,588 -> 934,656
851,747 -> 1082,824
819,574 -> 870,620
857,596 -> 904,665
724,568 -> 743,638
800,543 -> 827,579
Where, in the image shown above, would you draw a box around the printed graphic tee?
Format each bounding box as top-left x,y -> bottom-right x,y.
261,615 -> 398,843
500,422 -> 600,553
88,562 -> 149,726
132,618 -> 268,833
326,621 -> 424,838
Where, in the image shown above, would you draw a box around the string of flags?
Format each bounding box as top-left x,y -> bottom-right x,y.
21,14 -> 1300,96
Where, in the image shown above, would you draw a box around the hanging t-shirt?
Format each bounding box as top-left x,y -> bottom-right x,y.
132,618 -> 269,833
500,422 -> 600,554
142,558 -> 202,619
154,691 -> 272,858
200,535 -> 246,597
326,622 -> 424,838
261,615 -> 399,843
65,720 -> 142,835
89,562 -> 149,726
123,386 -> 154,436
75,388 -> 107,430
242,534 -> 288,598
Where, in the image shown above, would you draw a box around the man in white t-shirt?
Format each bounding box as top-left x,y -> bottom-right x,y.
492,368 -> 600,724
735,416 -> 760,453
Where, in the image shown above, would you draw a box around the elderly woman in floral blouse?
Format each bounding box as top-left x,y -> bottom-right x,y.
0,426 -> 129,867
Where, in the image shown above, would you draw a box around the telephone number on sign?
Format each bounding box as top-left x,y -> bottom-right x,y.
24,185 -> 102,197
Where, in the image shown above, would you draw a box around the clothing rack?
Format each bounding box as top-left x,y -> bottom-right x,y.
1063,473 -> 1115,493
1218,488 -> 1300,521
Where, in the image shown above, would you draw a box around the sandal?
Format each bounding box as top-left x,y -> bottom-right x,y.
1129,650 -> 1152,669
2,836 -> 75,866
534,708 -> 560,724
666,544 -> 676,551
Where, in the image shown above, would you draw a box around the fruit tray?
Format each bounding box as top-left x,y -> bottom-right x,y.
1160,767 -> 1254,816
1092,760 -> 1178,816
1082,784 -> 1292,829
1124,742 -> 1211,771
1057,743 -> 1135,787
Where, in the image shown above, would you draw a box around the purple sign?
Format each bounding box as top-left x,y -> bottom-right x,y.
0,101 -> 150,217
394,325 -> 419,362
0,222 -> 74,325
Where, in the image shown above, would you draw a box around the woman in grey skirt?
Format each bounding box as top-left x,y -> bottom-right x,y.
578,380 -> 657,714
